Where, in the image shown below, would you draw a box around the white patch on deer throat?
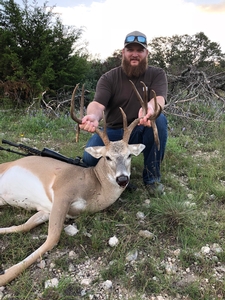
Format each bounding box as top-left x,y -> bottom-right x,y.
71,198 -> 87,211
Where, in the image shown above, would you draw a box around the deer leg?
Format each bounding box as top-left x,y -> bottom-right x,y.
0,199 -> 69,286
0,211 -> 50,234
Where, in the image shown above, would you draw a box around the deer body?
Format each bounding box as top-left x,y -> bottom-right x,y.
0,139 -> 144,286
0,156 -> 121,216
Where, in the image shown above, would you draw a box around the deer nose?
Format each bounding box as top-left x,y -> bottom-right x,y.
116,175 -> 129,187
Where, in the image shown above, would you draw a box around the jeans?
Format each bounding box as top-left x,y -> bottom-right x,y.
83,113 -> 168,185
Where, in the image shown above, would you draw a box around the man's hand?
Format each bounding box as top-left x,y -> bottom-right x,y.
79,114 -> 99,133
79,101 -> 105,133
138,95 -> 164,126
138,103 -> 154,127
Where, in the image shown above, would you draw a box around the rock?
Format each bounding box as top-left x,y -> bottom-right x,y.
201,246 -> 210,254
139,230 -> 154,239
45,278 -> 59,288
64,224 -> 79,236
126,249 -> 138,262
173,249 -> 181,256
211,243 -> 223,253
102,280 -> 112,290
37,260 -> 46,269
136,211 -> 145,220
68,263 -> 75,272
108,236 -> 119,247
81,278 -> 92,286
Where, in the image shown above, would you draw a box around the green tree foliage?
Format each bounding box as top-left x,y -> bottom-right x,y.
86,49 -> 122,88
147,32 -> 225,103
148,32 -> 225,74
0,0 -> 90,105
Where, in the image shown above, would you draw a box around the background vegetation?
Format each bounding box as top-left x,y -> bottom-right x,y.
1,0 -> 225,299
1,0 -> 225,109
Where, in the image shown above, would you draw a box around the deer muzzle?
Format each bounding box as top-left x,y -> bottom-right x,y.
116,175 -> 129,187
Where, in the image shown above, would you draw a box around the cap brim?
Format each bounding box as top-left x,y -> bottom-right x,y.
124,41 -> 147,49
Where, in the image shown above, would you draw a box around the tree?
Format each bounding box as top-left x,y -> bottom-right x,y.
0,0 -> 90,105
86,49 -> 122,89
148,32 -> 225,73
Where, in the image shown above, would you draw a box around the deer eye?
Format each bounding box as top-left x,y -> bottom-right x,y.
106,156 -> 112,161
128,154 -> 132,159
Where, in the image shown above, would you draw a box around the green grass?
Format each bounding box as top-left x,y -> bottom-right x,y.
1,106 -> 225,299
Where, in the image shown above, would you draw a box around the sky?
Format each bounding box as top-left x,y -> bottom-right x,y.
14,0 -> 225,60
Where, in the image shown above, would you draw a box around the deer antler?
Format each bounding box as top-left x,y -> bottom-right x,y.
70,84 -> 110,146
121,108 -> 140,144
128,80 -> 162,150
70,84 -> 82,124
71,82 -> 162,149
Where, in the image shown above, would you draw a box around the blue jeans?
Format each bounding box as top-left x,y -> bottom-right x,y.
83,113 -> 168,185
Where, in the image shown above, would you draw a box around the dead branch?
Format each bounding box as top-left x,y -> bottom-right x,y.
165,67 -> 225,122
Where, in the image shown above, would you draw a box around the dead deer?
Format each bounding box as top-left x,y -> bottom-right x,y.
0,82 -> 161,286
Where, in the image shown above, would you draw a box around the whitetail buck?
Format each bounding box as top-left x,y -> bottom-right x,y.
0,82 -> 161,286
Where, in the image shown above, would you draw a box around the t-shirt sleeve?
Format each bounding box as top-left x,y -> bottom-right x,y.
94,73 -> 113,107
147,68 -> 168,103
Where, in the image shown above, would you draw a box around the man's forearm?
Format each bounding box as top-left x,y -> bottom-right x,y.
87,101 -> 105,121
149,96 -> 165,111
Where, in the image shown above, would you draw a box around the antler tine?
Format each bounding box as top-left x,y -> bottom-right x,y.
140,81 -> 148,114
76,84 -> 85,142
129,80 -> 148,115
95,112 -> 110,146
120,107 -> 140,144
70,83 -> 82,124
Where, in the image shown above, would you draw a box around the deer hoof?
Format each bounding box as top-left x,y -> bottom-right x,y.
116,176 -> 129,187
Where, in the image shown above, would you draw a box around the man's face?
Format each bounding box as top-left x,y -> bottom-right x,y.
123,44 -> 148,66
122,44 -> 148,77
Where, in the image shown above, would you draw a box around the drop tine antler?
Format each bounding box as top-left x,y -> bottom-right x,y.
149,89 -> 162,120
149,90 -> 162,150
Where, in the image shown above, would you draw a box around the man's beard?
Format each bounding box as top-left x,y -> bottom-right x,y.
122,57 -> 148,78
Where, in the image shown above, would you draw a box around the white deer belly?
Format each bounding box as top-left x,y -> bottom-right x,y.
0,166 -> 53,212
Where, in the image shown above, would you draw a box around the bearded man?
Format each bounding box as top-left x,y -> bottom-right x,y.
79,31 -> 168,196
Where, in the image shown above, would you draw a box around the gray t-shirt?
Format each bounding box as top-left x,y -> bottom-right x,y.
94,66 -> 167,128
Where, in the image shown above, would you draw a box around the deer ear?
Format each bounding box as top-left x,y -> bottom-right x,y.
128,144 -> 145,156
85,146 -> 105,159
